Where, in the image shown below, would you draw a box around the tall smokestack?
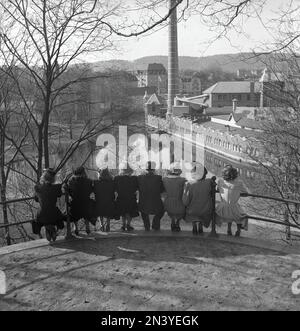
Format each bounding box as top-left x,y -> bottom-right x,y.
167,0 -> 179,117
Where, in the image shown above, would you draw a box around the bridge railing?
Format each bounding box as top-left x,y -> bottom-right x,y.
0,185 -> 299,246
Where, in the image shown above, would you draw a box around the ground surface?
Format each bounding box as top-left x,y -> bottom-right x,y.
0,229 -> 300,311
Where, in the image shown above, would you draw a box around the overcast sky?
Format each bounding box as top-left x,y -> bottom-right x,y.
90,0 -> 289,62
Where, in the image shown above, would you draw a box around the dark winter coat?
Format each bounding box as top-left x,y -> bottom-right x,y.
66,175 -> 95,222
94,178 -> 117,219
114,175 -> 139,218
137,172 -> 165,215
34,183 -> 65,228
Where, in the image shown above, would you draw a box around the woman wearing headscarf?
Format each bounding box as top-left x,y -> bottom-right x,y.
94,168 -> 116,232
33,168 -> 65,242
183,163 -> 213,235
163,162 -> 187,232
114,164 -> 139,232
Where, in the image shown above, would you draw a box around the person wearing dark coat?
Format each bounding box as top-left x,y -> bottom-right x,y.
33,169 -> 65,242
65,167 -> 95,235
137,161 -> 165,231
94,168 -> 116,232
114,165 -> 139,232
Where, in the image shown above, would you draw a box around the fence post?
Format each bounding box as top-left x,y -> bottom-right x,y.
64,191 -> 74,240
284,207 -> 291,241
1,199 -> 11,246
209,176 -> 218,238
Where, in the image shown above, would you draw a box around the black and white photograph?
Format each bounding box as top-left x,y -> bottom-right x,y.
0,0 -> 300,314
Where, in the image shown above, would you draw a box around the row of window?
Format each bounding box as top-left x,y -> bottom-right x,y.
205,136 -> 243,153
217,94 -> 252,102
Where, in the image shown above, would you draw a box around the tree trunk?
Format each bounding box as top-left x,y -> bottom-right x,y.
37,125 -> 43,181
43,109 -> 50,170
0,119 -> 11,246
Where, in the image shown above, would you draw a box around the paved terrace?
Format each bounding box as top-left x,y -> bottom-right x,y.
0,220 -> 300,311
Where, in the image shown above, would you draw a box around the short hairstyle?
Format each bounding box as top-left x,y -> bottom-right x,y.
222,165 -> 238,181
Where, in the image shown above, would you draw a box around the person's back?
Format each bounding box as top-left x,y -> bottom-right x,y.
33,169 -> 65,242
65,167 -> 95,234
35,183 -> 62,224
163,176 -> 186,215
68,175 -> 93,203
94,176 -> 115,217
115,175 -> 138,211
216,165 -> 249,237
138,172 -> 164,215
137,162 -> 165,231
183,179 -> 212,221
218,178 -> 247,205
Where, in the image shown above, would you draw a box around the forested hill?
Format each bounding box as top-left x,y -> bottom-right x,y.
88,53 -> 279,73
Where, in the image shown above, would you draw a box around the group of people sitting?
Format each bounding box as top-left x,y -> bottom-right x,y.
32,161 -> 249,242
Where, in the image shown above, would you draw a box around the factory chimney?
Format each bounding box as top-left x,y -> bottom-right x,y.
167,0 -> 179,117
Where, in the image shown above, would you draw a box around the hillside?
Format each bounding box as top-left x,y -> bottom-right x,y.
89,53 -> 276,73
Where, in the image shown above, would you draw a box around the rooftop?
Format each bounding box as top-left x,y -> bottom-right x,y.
203,81 -> 261,94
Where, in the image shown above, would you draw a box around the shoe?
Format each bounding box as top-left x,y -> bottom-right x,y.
126,225 -> 134,232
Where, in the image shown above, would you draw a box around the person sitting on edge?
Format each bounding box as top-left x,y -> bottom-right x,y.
33,168 -> 65,242
114,164 -> 139,232
216,165 -> 249,237
183,163 -> 213,235
137,161 -> 165,231
163,162 -> 187,232
65,167 -> 95,236
94,168 -> 117,233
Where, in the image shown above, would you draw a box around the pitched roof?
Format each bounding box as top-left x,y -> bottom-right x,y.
203,81 -> 261,94
147,63 -> 167,73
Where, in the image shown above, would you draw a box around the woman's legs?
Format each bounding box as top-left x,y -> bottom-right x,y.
171,217 -> 176,232
227,223 -> 233,236
121,216 -> 126,231
176,219 -> 181,232
235,224 -> 242,237
105,218 -> 111,232
192,222 -> 198,235
84,219 -> 91,235
126,214 -> 134,231
100,217 -> 105,232
198,222 -> 204,235
74,221 -> 79,236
